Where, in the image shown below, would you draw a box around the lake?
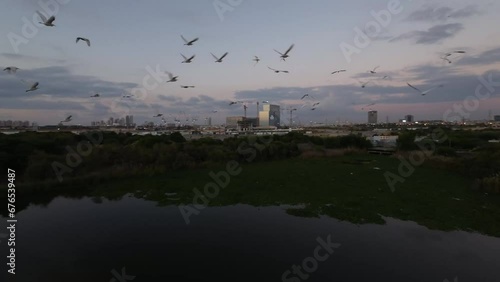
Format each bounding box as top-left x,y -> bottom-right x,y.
1,194 -> 500,281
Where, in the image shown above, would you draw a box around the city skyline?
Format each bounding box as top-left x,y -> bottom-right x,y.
1,1 -> 500,125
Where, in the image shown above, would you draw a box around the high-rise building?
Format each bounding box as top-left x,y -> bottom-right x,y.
226,116 -> 244,128
494,115 -> 500,122
368,111 -> 378,124
405,115 -> 414,123
259,104 -> 280,127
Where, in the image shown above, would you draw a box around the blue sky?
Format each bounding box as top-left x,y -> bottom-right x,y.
1,0 -> 500,125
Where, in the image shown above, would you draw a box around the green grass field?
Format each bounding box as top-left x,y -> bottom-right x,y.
81,154 -> 500,237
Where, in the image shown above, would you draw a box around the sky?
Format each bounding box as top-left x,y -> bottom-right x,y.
1,0 -> 500,125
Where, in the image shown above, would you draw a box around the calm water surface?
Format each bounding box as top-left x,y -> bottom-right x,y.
1,195 -> 500,281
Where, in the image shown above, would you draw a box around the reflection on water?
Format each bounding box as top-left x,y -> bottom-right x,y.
1,195 -> 499,282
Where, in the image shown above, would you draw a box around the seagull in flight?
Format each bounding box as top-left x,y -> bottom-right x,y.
301,94 -> 314,100
3,67 -> 20,74
312,102 -> 320,107
180,85 -> 195,88
60,116 -> 72,123
359,80 -> 373,88
22,80 -> 39,92
407,82 -> 444,96
253,56 -> 260,66
122,94 -> 133,98
274,44 -> 294,61
153,113 -> 163,118
268,66 -> 289,73
211,52 -> 229,63
361,103 -> 376,110
90,93 -> 100,97
441,51 -> 466,64
181,54 -> 195,63
36,11 -> 56,26
369,66 -> 380,74
331,69 -> 346,74
76,37 -> 91,46
181,35 -> 199,46
165,72 -> 178,82
229,101 -> 239,105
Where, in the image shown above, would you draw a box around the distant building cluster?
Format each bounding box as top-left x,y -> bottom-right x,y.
0,120 -> 31,127
495,115 -> 500,122
91,115 -> 135,127
225,103 -> 281,131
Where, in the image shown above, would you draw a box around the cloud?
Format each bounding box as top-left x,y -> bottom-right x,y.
390,23 -> 463,44
0,66 -> 138,99
457,47 -> 500,66
406,5 -> 481,22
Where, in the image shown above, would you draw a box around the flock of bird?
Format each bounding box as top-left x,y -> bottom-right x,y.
2,9 -> 468,125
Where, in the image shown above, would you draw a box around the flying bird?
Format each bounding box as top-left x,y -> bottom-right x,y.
359,80 -> 373,88
229,101 -> 239,105
22,80 -> 39,92
331,69 -> 346,74
268,66 -> 289,73
211,52 -> 229,63
3,67 -> 20,74
274,44 -> 294,61
165,72 -> 178,82
312,102 -> 320,107
369,66 -> 380,74
181,54 -> 195,63
253,56 -> 260,66
440,55 -> 452,64
361,103 -> 376,110
153,114 -> 163,118
76,37 -> 91,46
407,82 -> 444,96
122,94 -> 133,98
36,11 -> 56,26
60,116 -> 72,123
180,85 -> 195,88
181,35 -> 199,46
90,93 -> 100,97
301,94 -> 310,100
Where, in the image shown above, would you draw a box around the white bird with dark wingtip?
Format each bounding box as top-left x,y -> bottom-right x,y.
181,54 -> 195,63
36,11 -> 56,26
331,69 -> 346,75
22,80 -> 39,92
274,44 -> 294,61
76,37 -> 91,46
165,72 -> 178,82
407,82 -> 444,96
60,115 -> 72,123
3,67 -> 20,74
253,56 -> 260,66
361,102 -> 376,110
153,113 -> 163,118
369,66 -> 380,74
181,35 -> 199,46
90,93 -> 100,97
268,66 -> 289,73
180,85 -> 195,88
359,80 -> 373,88
211,52 -> 228,63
